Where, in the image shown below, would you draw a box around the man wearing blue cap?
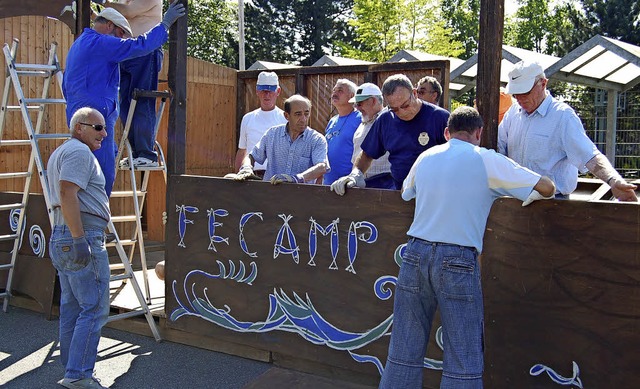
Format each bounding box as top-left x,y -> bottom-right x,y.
499,60 -> 637,202
235,71 -> 287,177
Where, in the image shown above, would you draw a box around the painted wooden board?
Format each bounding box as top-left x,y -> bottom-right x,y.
164,176 -> 640,388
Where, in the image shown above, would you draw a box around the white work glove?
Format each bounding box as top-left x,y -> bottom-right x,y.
522,190 -> 554,207
330,169 -> 366,196
234,165 -> 255,181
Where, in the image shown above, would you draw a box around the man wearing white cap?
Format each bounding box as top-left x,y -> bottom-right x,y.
349,83 -> 393,189
499,60 -> 637,201
235,71 -> 287,177
63,1 -> 185,197
103,0 -> 165,169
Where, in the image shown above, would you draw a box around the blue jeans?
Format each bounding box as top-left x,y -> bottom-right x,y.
50,226 -> 110,380
66,98 -> 118,197
379,237 -> 484,389
119,49 -> 163,161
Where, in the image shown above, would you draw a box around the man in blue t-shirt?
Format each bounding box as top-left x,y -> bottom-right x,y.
330,74 -> 449,195
322,79 -> 362,185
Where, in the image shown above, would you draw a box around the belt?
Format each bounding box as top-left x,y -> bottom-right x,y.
51,206 -> 109,229
408,236 -> 478,255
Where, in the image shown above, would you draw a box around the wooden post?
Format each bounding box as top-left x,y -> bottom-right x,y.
167,0 -> 188,175
605,89 -> 618,164
477,0 -> 505,150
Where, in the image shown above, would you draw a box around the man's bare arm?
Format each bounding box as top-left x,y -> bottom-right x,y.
59,180 -> 85,238
586,154 -> 638,202
299,163 -> 327,182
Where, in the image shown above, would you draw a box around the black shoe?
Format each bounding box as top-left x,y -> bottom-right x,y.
105,233 -> 117,243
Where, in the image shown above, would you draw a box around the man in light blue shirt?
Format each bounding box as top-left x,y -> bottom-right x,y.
380,106 -> 555,389
233,95 -> 329,185
499,60 -> 637,201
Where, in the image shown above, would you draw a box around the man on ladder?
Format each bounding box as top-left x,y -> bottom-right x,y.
47,107 -> 111,389
102,0 -> 164,168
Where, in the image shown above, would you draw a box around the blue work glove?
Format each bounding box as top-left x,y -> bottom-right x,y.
270,173 -> 303,185
161,0 -> 186,30
330,169 -> 366,196
72,236 -> 92,268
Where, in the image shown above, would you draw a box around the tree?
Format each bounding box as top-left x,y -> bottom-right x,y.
510,0 -> 550,52
441,0 -> 480,58
244,0 -> 354,66
178,0 -> 239,67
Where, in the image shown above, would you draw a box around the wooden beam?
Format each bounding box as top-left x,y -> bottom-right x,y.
477,0 -> 505,150
606,89 -> 617,163
167,0 -> 188,175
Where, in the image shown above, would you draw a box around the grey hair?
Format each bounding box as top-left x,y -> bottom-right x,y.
381,74 -> 413,97
335,78 -> 357,95
69,107 -> 104,133
417,76 -> 443,99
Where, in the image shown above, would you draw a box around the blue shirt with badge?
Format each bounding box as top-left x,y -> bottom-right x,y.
361,101 -> 449,189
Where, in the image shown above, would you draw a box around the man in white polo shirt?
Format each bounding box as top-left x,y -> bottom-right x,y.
380,106 -> 555,389
235,71 -> 287,177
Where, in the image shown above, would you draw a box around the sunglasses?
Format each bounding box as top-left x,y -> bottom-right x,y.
79,122 -> 106,132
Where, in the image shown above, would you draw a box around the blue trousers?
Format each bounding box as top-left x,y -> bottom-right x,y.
119,49 -> 163,161
379,237 -> 484,389
50,226 -> 110,380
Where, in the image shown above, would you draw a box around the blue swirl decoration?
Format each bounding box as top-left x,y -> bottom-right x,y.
530,361 -> 583,388
29,225 -> 46,258
171,243 -> 445,374
9,209 -> 26,253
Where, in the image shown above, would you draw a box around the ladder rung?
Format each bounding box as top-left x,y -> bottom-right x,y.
6,105 -> 42,111
0,263 -> 14,270
106,239 -> 136,247
107,310 -> 148,322
119,165 -> 165,171
110,273 -> 132,282
34,133 -> 71,140
23,98 -> 66,105
110,190 -> 145,198
16,70 -> 50,77
0,233 -> 19,242
0,139 -> 31,146
15,63 -> 59,71
0,172 -> 30,179
0,202 -> 24,211
111,215 -> 138,223
109,263 -> 125,271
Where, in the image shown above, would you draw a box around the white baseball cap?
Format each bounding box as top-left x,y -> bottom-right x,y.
97,8 -> 133,38
349,83 -> 382,103
256,72 -> 279,92
505,61 -> 544,95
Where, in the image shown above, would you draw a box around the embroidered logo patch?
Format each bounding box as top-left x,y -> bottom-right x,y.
418,132 -> 429,146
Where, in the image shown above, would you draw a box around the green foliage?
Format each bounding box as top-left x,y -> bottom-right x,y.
170,0 -> 239,67
510,0 -> 550,52
244,0 -> 354,66
441,0 -> 480,58
342,0 -> 464,62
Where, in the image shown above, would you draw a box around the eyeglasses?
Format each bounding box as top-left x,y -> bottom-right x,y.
79,122 -> 106,132
514,79 -> 542,97
389,94 -> 414,113
417,88 -> 435,97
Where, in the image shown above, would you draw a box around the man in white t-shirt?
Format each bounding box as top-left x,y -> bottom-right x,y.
235,71 -> 287,177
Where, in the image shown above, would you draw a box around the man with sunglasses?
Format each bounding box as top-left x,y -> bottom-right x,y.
63,1 -> 185,196
331,74 -> 449,195
47,107 -> 111,389
499,60 -> 637,201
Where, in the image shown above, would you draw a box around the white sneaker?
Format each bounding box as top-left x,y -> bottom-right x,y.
119,157 -> 158,168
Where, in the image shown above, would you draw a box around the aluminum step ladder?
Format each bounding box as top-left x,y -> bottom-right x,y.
111,89 -> 170,305
0,39 -> 161,341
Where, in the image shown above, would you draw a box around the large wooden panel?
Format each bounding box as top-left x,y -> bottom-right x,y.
164,177 -> 640,387
483,198 -> 640,388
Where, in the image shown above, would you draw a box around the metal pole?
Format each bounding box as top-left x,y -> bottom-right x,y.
239,0 -> 245,70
